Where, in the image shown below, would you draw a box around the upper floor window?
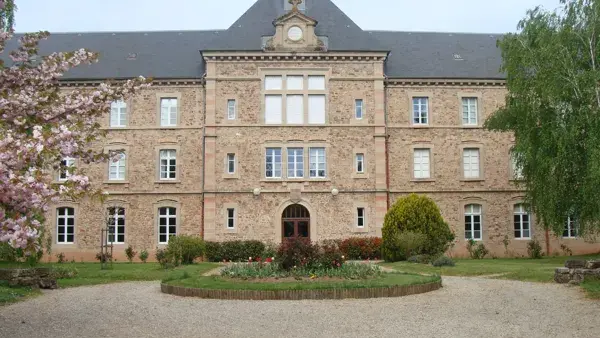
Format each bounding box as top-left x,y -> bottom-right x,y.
110,100 -> 127,127
563,216 -> 578,238
463,148 -> 480,179
159,150 -> 177,180
108,152 -> 126,181
160,98 -> 178,127
107,207 -> 125,244
265,148 -> 282,178
464,204 -> 482,240
413,149 -> 431,179
309,147 -> 326,178
58,157 -> 75,181
263,74 -> 326,125
227,153 -> 236,174
287,148 -> 304,178
511,151 -> 524,180
462,97 -> 478,126
158,207 -> 177,244
355,99 -> 364,120
513,204 -> 530,239
412,97 -> 429,125
357,207 -> 365,228
227,99 -> 237,120
356,153 -> 365,174
56,207 -> 75,244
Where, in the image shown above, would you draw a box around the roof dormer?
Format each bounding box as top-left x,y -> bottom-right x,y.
264,0 -> 326,52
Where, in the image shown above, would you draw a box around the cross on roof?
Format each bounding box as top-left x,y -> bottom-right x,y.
289,0 -> 303,12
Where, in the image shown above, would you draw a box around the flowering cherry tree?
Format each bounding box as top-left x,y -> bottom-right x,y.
0,5 -> 149,249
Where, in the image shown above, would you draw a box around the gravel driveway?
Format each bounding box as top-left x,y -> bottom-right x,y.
0,277 -> 598,338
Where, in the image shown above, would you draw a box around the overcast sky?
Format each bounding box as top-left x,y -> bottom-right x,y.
15,0 -> 562,33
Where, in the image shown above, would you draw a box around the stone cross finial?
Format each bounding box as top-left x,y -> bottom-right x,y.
289,0 -> 303,12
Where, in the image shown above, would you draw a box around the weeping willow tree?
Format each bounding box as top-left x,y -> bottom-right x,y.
485,0 -> 600,238
0,0 -> 16,31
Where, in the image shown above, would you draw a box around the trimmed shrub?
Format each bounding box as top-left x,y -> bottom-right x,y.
382,194 -> 455,261
527,239 -> 543,259
165,235 -> 205,265
339,237 -> 382,260
466,239 -> 489,259
139,249 -> 149,263
125,245 -> 137,263
383,231 -> 427,262
432,255 -> 455,267
204,240 -> 267,262
204,242 -> 223,262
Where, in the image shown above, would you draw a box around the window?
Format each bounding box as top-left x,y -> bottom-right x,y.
58,157 -> 75,181
463,148 -> 480,178
160,98 -> 178,127
356,153 -> 365,173
56,207 -> 75,244
227,99 -> 236,120
412,97 -> 429,125
513,204 -> 530,239
265,95 -> 283,124
227,208 -> 235,229
464,204 -> 482,240
159,150 -> 177,180
355,99 -> 364,120
287,95 -> 304,124
263,74 -> 327,125
108,152 -> 126,181
462,97 -> 478,125
413,149 -> 431,179
308,95 -> 326,124
309,147 -> 326,178
158,207 -> 177,244
563,216 -> 578,238
110,100 -> 127,127
107,207 -> 125,244
357,207 -> 365,228
511,151 -> 523,180
265,148 -> 282,178
227,153 -> 236,174
287,148 -> 304,178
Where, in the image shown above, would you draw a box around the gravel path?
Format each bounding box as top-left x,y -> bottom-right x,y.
0,277 -> 598,338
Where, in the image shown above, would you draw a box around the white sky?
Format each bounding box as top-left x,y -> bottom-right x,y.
15,0 -> 562,33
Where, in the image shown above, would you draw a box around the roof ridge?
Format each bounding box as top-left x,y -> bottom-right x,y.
13,29 -> 225,35
366,29 -> 504,36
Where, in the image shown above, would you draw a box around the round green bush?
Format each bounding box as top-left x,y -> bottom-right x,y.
382,194 -> 455,261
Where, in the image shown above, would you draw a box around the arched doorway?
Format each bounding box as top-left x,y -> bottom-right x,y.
282,204 -> 310,240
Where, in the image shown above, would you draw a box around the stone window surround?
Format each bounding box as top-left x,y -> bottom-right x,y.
410,142 -> 435,182
351,202 -> 370,233
223,96 -> 239,123
352,94 -> 368,125
508,145 -> 524,182
408,91 -> 433,127
103,141 -> 130,184
459,197 -> 487,242
351,147 -> 369,179
460,142 -> 485,181
457,92 -> 483,128
154,144 -> 182,184
154,199 -> 181,247
108,98 -> 133,129
510,197 -> 534,240
155,92 -> 182,128
103,198 -> 130,247
261,141 -> 330,182
223,202 -> 239,233
222,146 -> 240,179
52,201 -> 79,248
259,68 -> 331,125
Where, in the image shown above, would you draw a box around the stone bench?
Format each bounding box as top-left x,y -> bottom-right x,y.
554,260 -> 600,285
0,267 -> 57,289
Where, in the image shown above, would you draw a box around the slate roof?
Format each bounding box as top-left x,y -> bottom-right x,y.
1,0 -> 505,80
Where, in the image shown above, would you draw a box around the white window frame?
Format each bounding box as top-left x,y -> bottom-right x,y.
287,148 -> 304,178
227,99 -> 236,120
356,153 -> 365,174
413,149 -> 431,179
463,148 -> 480,179
412,97 -> 429,125
464,204 -> 482,240
563,216 -> 578,238
513,204 -> 531,239
511,151 -> 524,180
355,99 -> 364,120
357,207 -> 365,228
227,208 -> 236,229
462,97 -> 478,126
227,153 -> 236,174
110,100 -> 127,127
158,207 -> 177,244
159,150 -> 177,180
108,152 -> 126,181
56,207 -> 75,244
309,147 -> 326,178
107,207 -> 125,244
160,98 -> 178,127
265,148 -> 282,179
58,157 -> 75,181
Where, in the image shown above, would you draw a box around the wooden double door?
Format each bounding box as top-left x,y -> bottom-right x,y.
282,205 -> 310,239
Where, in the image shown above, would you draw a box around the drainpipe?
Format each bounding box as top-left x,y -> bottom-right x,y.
200,72 -> 207,239
384,75 -> 390,210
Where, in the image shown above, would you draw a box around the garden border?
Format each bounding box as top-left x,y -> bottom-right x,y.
160,280 -> 442,300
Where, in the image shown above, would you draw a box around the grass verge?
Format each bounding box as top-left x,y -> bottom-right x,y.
581,278 -> 600,299
0,281 -> 42,306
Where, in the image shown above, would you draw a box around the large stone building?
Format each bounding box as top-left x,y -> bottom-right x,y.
34,0 -> 598,260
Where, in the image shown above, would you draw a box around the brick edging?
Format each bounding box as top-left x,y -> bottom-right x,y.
160,280 -> 442,300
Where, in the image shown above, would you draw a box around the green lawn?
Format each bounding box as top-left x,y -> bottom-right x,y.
163,272 -> 440,291
581,278 -> 600,299
0,281 -> 42,305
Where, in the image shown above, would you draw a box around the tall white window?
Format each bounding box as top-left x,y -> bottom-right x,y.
563,216 -> 578,238
309,147 -> 326,178
107,207 -> 125,244
308,95 -> 326,124
287,75 -> 303,90
287,148 -> 304,178
511,151 -> 523,180
108,152 -> 126,181
227,153 -> 236,174
355,99 -> 364,119
286,95 -> 304,124
463,148 -> 480,178
265,148 -> 282,178
265,75 -> 283,90
56,207 -> 75,244
160,98 -> 178,127
413,149 -> 431,179
159,150 -> 177,180
464,204 -> 482,240
58,157 -> 75,181
412,97 -> 429,125
110,100 -> 127,127
227,208 -> 236,229
356,153 -> 365,173
462,97 -> 478,125
158,207 -> 177,244
263,74 -> 326,125
227,99 -> 236,120
265,95 -> 283,124
513,204 -> 530,239
357,207 -> 365,228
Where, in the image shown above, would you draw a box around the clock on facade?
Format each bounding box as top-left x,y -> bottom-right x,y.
287,26 -> 303,41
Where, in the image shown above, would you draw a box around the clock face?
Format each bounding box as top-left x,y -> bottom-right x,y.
287,26 -> 303,41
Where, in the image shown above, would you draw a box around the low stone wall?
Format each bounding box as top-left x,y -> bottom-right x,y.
554,260 -> 600,285
161,281 -> 442,300
0,268 -> 57,289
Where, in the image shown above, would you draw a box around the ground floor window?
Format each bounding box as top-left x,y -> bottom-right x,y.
107,207 -> 125,244
57,207 -> 75,244
464,204 -> 482,240
158,207 -> 177,244
513,204 -> 530,239
563,216 -> 578,238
